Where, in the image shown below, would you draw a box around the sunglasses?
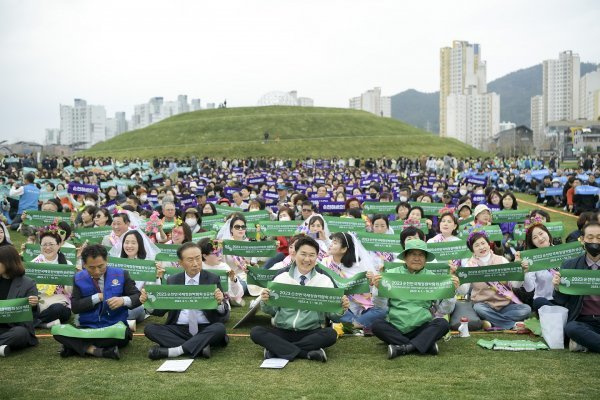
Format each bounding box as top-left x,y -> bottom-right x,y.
232,224 -> 247,230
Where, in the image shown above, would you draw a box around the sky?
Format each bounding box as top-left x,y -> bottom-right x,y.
1,0 -> 599,143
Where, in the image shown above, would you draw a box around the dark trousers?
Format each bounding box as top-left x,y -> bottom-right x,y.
565,317 -> 600,353
250,325 -> 337,360
34,303 -> 71,327
372,318 -> 449,354
0,326 -> 32,350
532,297 -> 554,312
53,327 -> 133,356
144,323 -> 227,358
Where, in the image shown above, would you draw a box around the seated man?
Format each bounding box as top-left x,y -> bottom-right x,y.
370,239 -> 457,358
53,244 -> 142,359
144,242 -> 229,359
552,221 -> 600,353
250,236 -> 349,363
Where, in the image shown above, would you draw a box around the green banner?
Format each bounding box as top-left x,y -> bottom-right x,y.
513,222 -> 564,241
144,284 -> 218,310
389,219 -> 430,234
520,242 -> 585,272
378,273 -> 455,300
426,240 -> 470,261
355,232 -> 403,253
0,298 -> 33,323
258,220 -> 301,237
155,253 -> 179,263
162,267 -> 183,282
408,201 -> 446,216
266,282 -> 344,313
362,201 -> 399,215
204,269 -> 229,292
24,262 -> 76,285
23,244 -> 77,264
318,266 -> 371,295
108,256 -> 157,282
222,240 -> 277,257
425,262 -> 452,275
155,243 -> 180,258
492,209 -> 530,224
162,221 -> 176,233
246,266 -> 280,288
51,321 -> 127,339
73,226 -> 113,244
214,204 -> 237,216
201,214 -> 225,229
23,210 -> 72,227
455,262 -> 524,283
191,230 -> 217,240
459,216 -> 475,226
458,225 -> 503,242
559,269 -> 600,295
243,210 -> 271,223
39,191 -> 57,202
323,216 -> 366,233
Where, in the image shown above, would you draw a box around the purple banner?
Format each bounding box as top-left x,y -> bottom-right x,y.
319,201 -> 346,213
472,194 -> 486,204
68,182 -> 99,195
179,195 -> 198,209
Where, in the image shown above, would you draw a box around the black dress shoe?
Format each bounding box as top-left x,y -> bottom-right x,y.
148,346 -> 169,360
306,348 -> 327,362
102,346 -> 120,360
201,345 -> 211,359
263,349 -> 274,360
428,343 -> 439,355
59,345 -> 76,358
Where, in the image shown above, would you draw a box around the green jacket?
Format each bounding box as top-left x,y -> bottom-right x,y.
386,265 -> 434,333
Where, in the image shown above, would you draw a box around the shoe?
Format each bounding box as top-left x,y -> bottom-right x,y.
45,319 -> 61,328
59,345 -> 76,358
362,327 -> 373,337
201,345 -> 211,359
428,343 -> 439,356
102,346 -> 120,360
569,339 -> 588,353
222,334 -> 230,347
148,346 -> 169,360
481,320 -> 492,330
306,348 -> 327,362
263,349 -> 274,360
388,344 -> 403,359
0,345 -> 11,357
127,320 -> 137,332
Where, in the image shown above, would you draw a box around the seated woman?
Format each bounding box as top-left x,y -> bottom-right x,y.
471,204 -> 492,227
301,214 -> 331,261
456,231 -> 531,330
0,245 -> 39,357
322,232 -> 386,334
516,221 -> 556,312
93,208 -> 112,228
30,229 -> 73,328
183,208 -> 204,234
262,207 -> 296,270
370,239 -> 457,358
427,211 -> 460,244
165,222 -> 193,245
0,221 -> 13,247
109,229 -> 161,326
198,238 -> 244,307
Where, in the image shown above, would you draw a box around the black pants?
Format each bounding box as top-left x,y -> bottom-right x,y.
53,327 -> 133,356
0,326 -> 32,350
372,318 -> 449,354
34,303 -> 71,327
144,323 -> 227,358
565,317 -> 600,353
250,326 -> 337,360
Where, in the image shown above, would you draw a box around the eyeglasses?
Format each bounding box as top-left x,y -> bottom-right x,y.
41,243 -> 58,247
232,225 -> 247,230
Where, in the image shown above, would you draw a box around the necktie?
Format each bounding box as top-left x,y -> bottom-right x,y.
300,275 -> 307,286
187,278 -> 198,335
92,278 -> 102,293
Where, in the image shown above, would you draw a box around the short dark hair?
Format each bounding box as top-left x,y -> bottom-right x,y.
500,192 -> 518,210
467,232 -> 490,252
177,241 -> 200,260
582,221 -> 600,236
294,236 -> 320,255
525,224 -> 553,250
57,221 -> 72,240
81,244 -> 108,264
24,173 -> 35,183
400,227 -> 425,248
437,211 -> 459,235
113,213 -> 131,224
577,211 -> 595,230
197,237 -> 215,259
0,245 -> 25,278
370,214 -> 389,228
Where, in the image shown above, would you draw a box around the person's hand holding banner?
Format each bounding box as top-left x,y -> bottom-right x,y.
341,295 -> 350,311
28,295 -> 39,307
552,271 -> 561,288
140,288 -> 148,304
215,288 -> 224,305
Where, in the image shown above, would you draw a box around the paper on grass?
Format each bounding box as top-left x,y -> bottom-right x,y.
156,359 -> 194,372
260,358 -> 289,369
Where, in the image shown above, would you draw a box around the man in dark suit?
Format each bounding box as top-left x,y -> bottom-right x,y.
0,246 -> 39,357
552,221 -> 600,353
144,242 -> 229,360
52,244 -> 142,359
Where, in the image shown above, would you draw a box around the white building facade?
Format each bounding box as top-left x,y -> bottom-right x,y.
348,87 -> 391,117
59,99 -> 107,148
580,67 -> 600,120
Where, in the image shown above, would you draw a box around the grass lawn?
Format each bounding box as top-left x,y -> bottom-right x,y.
2,194 -> 596,400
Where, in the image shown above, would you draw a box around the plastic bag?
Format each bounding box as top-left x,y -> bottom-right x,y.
539,305 -> 569,349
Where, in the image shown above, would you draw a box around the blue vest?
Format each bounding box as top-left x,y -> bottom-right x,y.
75,267 -> 128,329
17,183 -> 40,214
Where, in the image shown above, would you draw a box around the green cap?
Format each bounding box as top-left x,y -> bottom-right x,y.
399,239 -> 435,262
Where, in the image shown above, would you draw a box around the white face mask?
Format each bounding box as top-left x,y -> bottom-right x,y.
249,194 -> 257,200
140,195 -> 147,202
475,190 -> 484,195
84,200 -> 95,207
279,215 -> 291,221
185,218 -> 197,227
399,196 -> 407,202
459,189 -> 467,196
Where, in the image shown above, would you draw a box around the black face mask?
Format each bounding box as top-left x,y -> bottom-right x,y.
369,193 -> 378,200
584,242 -> 600,257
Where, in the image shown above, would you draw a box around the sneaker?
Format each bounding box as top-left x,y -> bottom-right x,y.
306,348 -> 327,362
0,345 -> 11,357
387,344 -> 409,359
127,320 -> 137,332
428,343 -> 439,356
101,346 -> 120,360
263,349 -> 274,360
569,339 -> 588,353
59,345 -> 76,358
481,320 -> 492,330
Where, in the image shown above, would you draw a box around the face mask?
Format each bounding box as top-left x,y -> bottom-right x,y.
279,215 -> 291,221
584,242 -> 600,257
185,218 -> 197,227
84,200 -> 95,206
249,194 -> 257,200
399,196 -> 407,202
369,193 -> 378,199
249,208 -> 259,212
140,195 -> 147,202
475,190 -> 484,195
459,189 -> 467,196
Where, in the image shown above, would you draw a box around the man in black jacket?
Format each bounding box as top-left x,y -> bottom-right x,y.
144,242 -> 229,359
552,222 -> 600,353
